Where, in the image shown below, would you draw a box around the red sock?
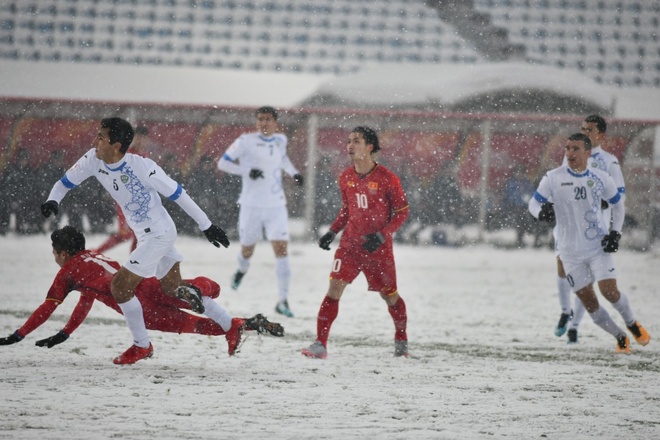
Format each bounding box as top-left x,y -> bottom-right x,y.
388,297 -> 408,341
317,296 -> 339,346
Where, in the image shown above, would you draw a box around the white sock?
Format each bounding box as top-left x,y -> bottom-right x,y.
557,276 -> 572,314
570,296 -> 586,329
117,296 -> 150,348
275,256 -> 291,302
611,292 -> 635,326
589,305 -> 625,338
237,253 -> 250,273
202,297 -> 233,332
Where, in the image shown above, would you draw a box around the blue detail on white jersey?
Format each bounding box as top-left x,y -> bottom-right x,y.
121,166 -> 151,224
61,175 -> 77,189
105,161 -> 126,172
609,192 -> 622,205
618,187 -> 625,195
533,191 -> 548,203
584,172 -> 607,241
168,184 -> 183,201
567,168 -> 589,178
222,153 -> 234,161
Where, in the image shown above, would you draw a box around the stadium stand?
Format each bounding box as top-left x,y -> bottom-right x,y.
1,0 -> 656,88
0,0 -> 482,74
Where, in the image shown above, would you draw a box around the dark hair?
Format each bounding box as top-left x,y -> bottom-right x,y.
256,106 -> 278,120
134,125 -> 149,136
101,117 -> 135,153
584,114 -> 607,133
51,226 -> 86,255
352,126 -> 381,153
568,132 -> 592,149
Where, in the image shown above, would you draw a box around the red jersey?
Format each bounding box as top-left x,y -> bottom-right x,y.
18,251 -> 221,338
330,164 -> 409,248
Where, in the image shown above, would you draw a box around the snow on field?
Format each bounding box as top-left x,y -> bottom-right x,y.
1,233 -> 659,439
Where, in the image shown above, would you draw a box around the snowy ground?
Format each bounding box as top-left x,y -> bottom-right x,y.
0,232 -> 659,439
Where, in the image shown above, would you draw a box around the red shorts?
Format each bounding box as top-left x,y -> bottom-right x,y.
330,243 -> 398,295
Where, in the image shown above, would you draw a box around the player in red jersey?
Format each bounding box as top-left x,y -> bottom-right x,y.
0,226 -> 283,361
301,126 -> 410,359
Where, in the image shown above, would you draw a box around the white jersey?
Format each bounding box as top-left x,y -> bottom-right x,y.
217,132 -> 298,208
47,148 -> 211,234
529,165 -> 624,260
561,145 -> 625,196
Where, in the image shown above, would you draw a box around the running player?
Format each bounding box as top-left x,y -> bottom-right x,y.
529,133 -> 649,353
301,126 -> 410,359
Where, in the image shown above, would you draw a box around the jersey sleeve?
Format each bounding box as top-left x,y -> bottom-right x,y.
61,295 -> 96,335
47,149 -> 95,202
608,160 -> 626,196
217,137 -> 245,175
142,159 -> 180,198
381,174 -> 409,236
529,173 -> 552,218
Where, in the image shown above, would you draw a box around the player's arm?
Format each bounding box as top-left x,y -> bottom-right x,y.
217,138 -> 244,175
381,176 -> 409,236
319,184 -> 349,250
528,174 -> 552,219
31,294 -> 96,349
41,150 -> 95,217
0,299 -> 60,345
609,161 -> 626,201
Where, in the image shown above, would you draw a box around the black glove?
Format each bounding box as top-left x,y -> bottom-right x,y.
601,231 -> 621,253
41,200 -> 59,218
318,231 -> 336,250
362,232 -> 385,253
35,330 -> 69,348
203,224 -> 230,248
0,330 -> 24,345
601,199 -> 609,210
249,169 -> 264,180
293,174 -> 304,187
538,203 -> 555,223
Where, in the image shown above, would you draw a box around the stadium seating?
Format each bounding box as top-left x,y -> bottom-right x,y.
0,0 -> 482,73
473,0 -> 660,87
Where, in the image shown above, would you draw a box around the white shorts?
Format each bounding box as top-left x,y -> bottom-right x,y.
238,205 -> 290,246
124,216 -> 183,279
562,251 -> 617,292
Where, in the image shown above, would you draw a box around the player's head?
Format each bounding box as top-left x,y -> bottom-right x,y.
351,126 -> 380,153
51,226 -> 86,256
256,106 -> 278,120
581,115 -> 606,147
584,115 -> 607,133
101,117 -> 135,153
568,132 -> 592,150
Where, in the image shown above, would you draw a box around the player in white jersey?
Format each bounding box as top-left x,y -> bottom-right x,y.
217,106 -> 303,318
41,117 -> 237,364
529,133 -> 649,353
554,115 -> 627,343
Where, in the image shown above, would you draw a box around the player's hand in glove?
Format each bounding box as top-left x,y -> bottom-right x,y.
318,231 -> 336,250
35,330 -> 69,348
41,200 -> 59,218
601,231 -> 621,253
538,203 -> 555,223
362,232 -> 385,253
204,225 -> 230,248
293,174 -> 304,187
249,169 -> 264,180
0,331 -> 24,345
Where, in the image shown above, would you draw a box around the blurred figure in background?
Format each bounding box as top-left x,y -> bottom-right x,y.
502,163 -> 536,248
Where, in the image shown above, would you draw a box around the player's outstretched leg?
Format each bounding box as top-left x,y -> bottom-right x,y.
176,285 -> 205,314
113,343 -> 154,365
244,314 -> 284,337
